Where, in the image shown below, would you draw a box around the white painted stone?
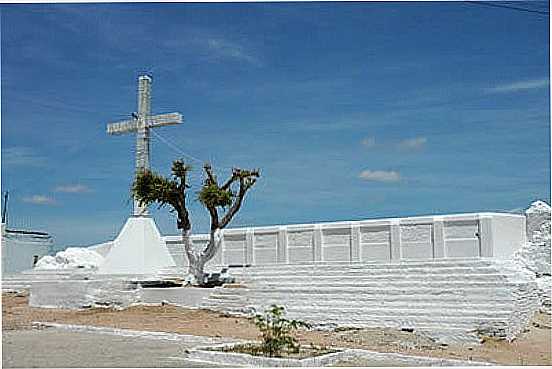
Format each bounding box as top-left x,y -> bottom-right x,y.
535,276 -> 551,314
203,258 -> 539,344
141,287 -> 215,308
88,241 -> 113,258
29,279 -> 141,309
513,201 -> 551,314
188,344 -> 492,367
98,217 -> 176,275
35,247 -> 104,270
526,200 -> 551,240
32,322 -> 242,346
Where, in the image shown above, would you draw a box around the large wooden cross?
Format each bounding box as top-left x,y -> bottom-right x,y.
107,75 -> 183,216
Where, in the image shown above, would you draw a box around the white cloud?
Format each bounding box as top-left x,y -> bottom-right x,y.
2,147 -> 47,167
486,78 -> 549,93
54,184 -> 92,194
22,195 -> 57,206
361,137 -> 376,148
397,137 -> 427,150
206,38 -> 260,65
359,170 -> 401,182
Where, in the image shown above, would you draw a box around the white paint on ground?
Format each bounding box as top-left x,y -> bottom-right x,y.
32,322 -> 245,346
188,343 -> 493,367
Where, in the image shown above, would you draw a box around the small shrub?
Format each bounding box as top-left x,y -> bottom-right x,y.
254,304 -> 311,357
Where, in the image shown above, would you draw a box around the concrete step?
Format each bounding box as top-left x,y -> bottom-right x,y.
229,265 -> 506,277
209,285 -> 522,298
204,295 -> 514,310
230,268 -> 529,282
231,269 -> 511,280
223,302 -> 512,317
240,273 -> 517,285
3,283 -> 32,289
2,284 -> 31,290
238,280 -> 530,290
199,305 -> 510,330
288,311 -> 510,325
201,301 -> 514,318
202,294 -> 514,309
226,259 -> 499,272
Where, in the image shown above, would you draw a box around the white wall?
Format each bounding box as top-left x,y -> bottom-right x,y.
490,214 -> 527,259
2,232 -> 52,274
163,212 -> 526,270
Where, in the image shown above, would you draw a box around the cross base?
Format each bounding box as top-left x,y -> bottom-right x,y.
98,217 -> 177,276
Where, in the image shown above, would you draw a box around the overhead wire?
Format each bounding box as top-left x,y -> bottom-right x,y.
465,1 -> 549,16
149,128 -> 235,183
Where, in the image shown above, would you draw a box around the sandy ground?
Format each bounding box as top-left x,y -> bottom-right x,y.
2,292 -> 551,366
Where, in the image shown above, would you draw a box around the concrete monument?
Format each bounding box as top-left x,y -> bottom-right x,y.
98,75 -> 182,276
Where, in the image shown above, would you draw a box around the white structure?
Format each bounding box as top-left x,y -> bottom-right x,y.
99,75 -> 182,275
183,211 -> 537,344
21,207 -> 544,343
106,75 -> 183,216
98,217 -> 176,275
203,257 -> 538,344
1,224 -> 53,274
164,212 -> 526,271
34,247 -> 104,270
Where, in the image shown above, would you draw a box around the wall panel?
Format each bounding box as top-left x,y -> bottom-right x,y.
400,224 -> 434,259
322,228 -> 351,262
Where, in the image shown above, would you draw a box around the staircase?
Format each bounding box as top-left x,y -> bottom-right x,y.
201,258 -> 539,344
2,269 -> 88,292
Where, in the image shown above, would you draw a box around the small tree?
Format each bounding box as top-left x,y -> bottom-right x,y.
254,305 -> 311,357
133,160 -> 259,285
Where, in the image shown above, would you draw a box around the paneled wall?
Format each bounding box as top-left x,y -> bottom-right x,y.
162,212 -> 526,270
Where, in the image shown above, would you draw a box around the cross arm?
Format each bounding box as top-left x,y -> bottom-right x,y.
107,119 -> 138,135
147,112 -> 183,128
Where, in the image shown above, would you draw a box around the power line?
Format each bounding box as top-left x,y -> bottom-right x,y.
150,129 -> 204,165
466,1 -> 549,16
149,129 -> 235,176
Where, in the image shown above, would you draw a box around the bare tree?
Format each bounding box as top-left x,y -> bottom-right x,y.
133,160 -> 259,285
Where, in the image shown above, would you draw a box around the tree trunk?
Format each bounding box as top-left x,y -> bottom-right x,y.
187,257 -> 206,285
182,229 -> 222,286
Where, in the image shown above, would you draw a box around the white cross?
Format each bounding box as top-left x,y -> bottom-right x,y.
107,75 -> 183,216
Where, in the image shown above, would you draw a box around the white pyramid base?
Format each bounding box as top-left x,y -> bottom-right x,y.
98,216 -> 177,276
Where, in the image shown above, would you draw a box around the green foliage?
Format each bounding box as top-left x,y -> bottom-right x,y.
198,183 -> 233,208
254,305 -> 311,357
133,169 -> 179,209
171,160 -> 192,179
132,158 -> 259,235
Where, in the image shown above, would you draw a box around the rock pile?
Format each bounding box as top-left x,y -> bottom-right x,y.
514,200 -> 551,314
34,247 -> 104,270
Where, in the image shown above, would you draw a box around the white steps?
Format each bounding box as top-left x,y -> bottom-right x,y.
2,270 -> 79,291
200,258 -> 539,344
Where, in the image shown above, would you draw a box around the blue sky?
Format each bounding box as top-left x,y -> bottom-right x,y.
1,2 -> 550,249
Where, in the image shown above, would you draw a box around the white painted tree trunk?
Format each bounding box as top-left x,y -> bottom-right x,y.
182,229 -> 222,285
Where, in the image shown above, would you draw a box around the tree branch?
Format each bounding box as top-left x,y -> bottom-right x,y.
220,170 -> 259,228
203,163 -> 218,185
